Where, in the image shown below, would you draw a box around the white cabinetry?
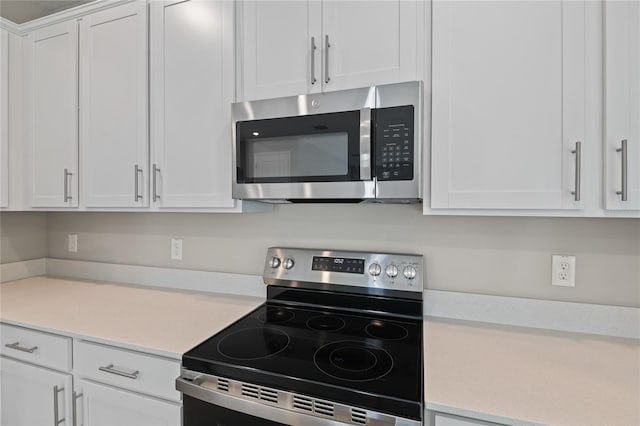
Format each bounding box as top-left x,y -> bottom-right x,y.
604,0 -> 640,211
150,0 -> 235,208
0,322 -> 181,426
430,0 -> 585,211
77,380 -> 180,426
0,29 -> 8,208
80,1 -> 148,208
0,357 -> 73,426
25,21 -> 78,208
0,325 -> 73,426
238,0 -> 420,101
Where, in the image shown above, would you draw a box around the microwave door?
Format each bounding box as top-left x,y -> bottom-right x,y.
234,110 -> 375,201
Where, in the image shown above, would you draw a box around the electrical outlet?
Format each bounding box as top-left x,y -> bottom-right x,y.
68,234 -> 78,253
551,254 -> 576,287
171,238 -> 183,260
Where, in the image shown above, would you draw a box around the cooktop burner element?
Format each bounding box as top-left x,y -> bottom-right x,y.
217,327 -> 289,360
179,247 -> 424,426
314,340 -> 393,382
256,306 -> 295,324
365,320 -> 409,340
306,314 -> 346,331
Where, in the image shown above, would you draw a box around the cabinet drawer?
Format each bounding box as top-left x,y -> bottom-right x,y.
74,340 -> 181,402
0,323 -> 72,371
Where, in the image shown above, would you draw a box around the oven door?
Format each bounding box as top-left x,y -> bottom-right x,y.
232,88 -> 375,202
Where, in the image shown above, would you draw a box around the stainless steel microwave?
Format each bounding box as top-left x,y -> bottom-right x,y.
232,81 -> 422,203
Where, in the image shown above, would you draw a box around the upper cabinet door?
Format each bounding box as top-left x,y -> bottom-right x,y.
0,29 -> 8,208
80,1 -> 148,208
430,1 -> 585,210
321,0 -> 418,92
25,21 -> 79,208
604,0 -> 640,211
239,0 -> 320,101
150,0 -> 235,208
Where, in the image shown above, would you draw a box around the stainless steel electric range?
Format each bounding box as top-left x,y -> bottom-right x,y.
177,247 -> 424,426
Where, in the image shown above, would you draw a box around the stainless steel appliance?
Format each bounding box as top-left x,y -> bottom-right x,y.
177,247 -> 424,426
232,82 -> 423,203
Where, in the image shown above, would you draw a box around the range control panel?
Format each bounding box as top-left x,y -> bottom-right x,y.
375,106 -> 414,181
263,247 -> 423,293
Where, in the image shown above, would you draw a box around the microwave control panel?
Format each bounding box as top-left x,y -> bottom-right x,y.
374,106 -> 414,181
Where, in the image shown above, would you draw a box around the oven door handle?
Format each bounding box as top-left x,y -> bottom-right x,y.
359,107 -> 372,181
177,377 -> 345,426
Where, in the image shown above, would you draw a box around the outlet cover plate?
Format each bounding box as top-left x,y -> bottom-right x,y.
68,234 -> 78,253
171,238 -> 183,260
551,254 -> 576,287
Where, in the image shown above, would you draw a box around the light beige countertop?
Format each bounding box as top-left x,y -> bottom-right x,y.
425,318 -> 640,426
3,277 -> 638,424
0,276 -> 263,359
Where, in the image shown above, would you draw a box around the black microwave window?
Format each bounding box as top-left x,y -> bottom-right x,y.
236,110 -> 362,183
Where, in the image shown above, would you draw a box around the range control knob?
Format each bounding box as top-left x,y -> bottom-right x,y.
385,264 -> 398,278
403,265 -> 417,280
282,258 -> 295,270
269,256 -> 281,268
368,263 -> 382,276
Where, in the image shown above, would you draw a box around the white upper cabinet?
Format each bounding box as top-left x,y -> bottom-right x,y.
320,0 -> 418,92
239,0 -> 320,100
604,0 -> 640,211
25,21 -> 79,208
0,29 -> 8,208
150,0 -> 235,208
238,0 -> 419,101
430,0 -> 586,211
80,1 -> 148,208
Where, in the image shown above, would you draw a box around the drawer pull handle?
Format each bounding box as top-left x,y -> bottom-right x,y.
98,364 -> 140,380
5,341 -> 38,353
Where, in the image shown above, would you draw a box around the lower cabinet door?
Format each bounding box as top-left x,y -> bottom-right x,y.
78,379 -> 181,426
0,356 -> 73,426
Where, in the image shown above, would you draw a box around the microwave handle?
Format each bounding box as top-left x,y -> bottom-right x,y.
359,108 -> 372,181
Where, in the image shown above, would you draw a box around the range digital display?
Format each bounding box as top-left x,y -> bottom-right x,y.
312,256 -> 365,274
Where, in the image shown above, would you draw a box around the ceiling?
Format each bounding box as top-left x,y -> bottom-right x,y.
0,0 -> 93,24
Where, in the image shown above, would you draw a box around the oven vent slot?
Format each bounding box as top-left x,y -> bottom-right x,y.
292,395 -> 313,412
292,395 -> 335,418
241,384 -> 260,399
217,378 -> 229,392
240,383 -> 279,404
313,400 -> 335,417
259,388 -> 278,404
351,408 -> 368,424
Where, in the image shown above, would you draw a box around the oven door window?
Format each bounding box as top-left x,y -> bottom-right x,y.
183,395 -> 287,426
236,110 -> 362,183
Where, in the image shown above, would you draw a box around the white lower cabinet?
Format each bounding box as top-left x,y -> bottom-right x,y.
0,356 -> 73,426
77,380 -> 180,426
0,323 -> 181,426
432,412 -> 502,426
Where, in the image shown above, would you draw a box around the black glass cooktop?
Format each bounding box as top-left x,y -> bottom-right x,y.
183,302 -> 423,419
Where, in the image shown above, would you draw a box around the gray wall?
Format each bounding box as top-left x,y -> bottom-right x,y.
0,212 -> 47,263
47,205 -> 640,308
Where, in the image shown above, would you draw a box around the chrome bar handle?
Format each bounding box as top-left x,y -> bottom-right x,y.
359,108 -> 372,181
53,386 -> 65,426
152,163 -> 161,202
616,139 -> 628,201
5,341 -> 38,353
63,169 -> 73,202
571,141 -> 581,201
98,364 -> 139,380
324,35 -> 330,84
72,391 -> 83,426
310,37 -> 317,85
134,165 -> 143,202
